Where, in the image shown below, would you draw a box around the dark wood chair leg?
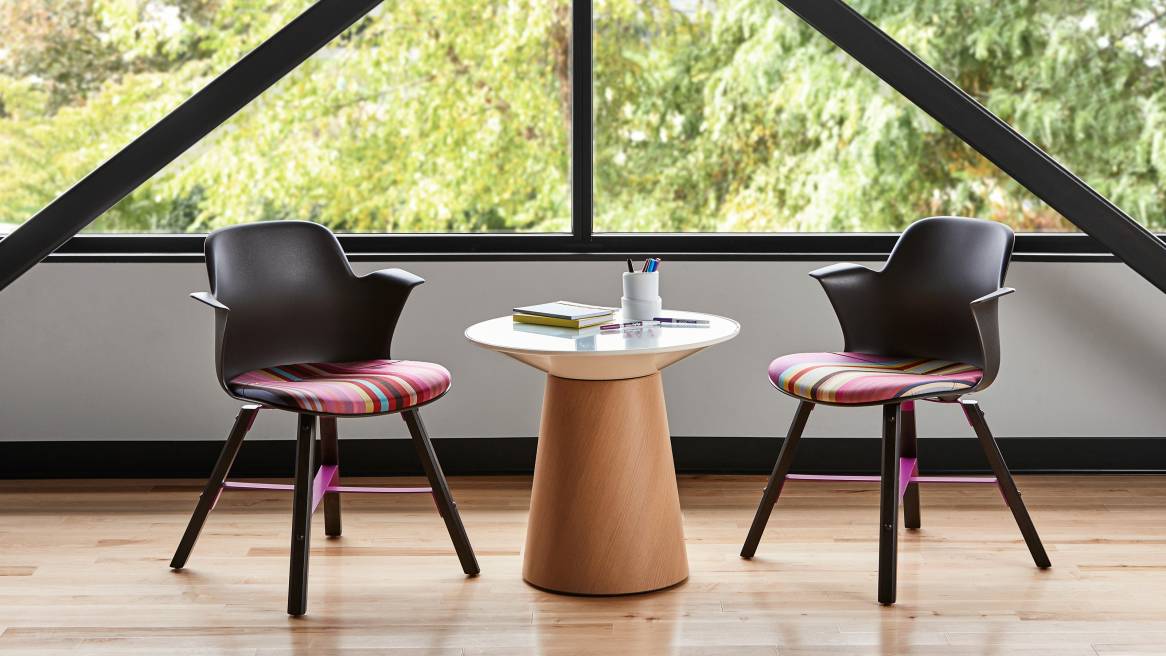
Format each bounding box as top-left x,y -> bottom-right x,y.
170,404 -> 261,569
320,417 -> 342,538
960,400 -> 1051,569
741,401 -> 815,558
402,409 -> 480,576
878,403 -> 901,605
287,413 -> 316,616
901,402 -> 921,530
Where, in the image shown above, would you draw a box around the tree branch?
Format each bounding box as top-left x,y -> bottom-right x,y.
1116,7 -> 1166,44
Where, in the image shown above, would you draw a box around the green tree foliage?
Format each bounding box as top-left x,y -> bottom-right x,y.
1,0 -> 1163,234
595,0 -> 1166,232
871,0 -> 1166,231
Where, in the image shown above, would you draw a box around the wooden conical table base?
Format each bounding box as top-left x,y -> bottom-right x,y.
465,311 -> 740,595
522,372 -> 689,595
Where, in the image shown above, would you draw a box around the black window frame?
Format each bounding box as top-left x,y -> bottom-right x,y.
12,0 -> 1166,266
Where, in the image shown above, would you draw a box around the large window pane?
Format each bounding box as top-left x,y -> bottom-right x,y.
592,0 -> 1117,233
868,0 -> 1166,233
0,0 -> 571,234
0,0 -> 315,234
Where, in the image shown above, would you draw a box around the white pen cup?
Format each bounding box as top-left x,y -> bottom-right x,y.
621,271 -> 661,321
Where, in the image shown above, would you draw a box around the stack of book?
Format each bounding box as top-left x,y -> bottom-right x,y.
513,301 -> 614,329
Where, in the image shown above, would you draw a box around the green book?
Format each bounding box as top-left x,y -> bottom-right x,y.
513,312 -> 612,329
512,301 -> 613,320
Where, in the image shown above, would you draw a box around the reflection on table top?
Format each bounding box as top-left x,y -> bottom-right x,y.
465,310 -> 739,357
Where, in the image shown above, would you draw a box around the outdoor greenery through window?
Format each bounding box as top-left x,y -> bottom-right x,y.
0,0 -> 572,234
594,0 -> 1166,232
1,0 -> 1164,236
870,0 -> 1166,233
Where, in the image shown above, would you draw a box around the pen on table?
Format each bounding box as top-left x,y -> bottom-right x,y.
626,258 -> 634,273
653,317 -> 710,325
600,320 -> 661,331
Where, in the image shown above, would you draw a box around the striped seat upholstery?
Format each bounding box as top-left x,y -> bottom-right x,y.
768,352 -> 982,405
229,360 -> 451,415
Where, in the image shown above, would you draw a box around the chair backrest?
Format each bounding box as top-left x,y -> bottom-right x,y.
847,216 -> 1014,366
204,221 -> 395,382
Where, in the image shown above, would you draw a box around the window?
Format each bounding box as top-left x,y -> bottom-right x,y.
0,0 -> 1161,247
593,0 -> 1160,233
1,0 -> 570,234
0,0 -> 305,234
864,0 -> 1166,233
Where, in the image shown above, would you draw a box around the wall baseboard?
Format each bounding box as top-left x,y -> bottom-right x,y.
2,436 -> 1164,479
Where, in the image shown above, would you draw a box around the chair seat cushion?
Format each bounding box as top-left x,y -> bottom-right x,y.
229,360 -> 451,415
768,352 -> 982,405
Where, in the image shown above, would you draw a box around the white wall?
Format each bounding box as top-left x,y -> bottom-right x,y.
1,260 -> 1164,442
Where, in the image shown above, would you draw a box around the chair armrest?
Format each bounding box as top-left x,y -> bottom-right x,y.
808,263 -> 881,351
808,262 -> 877,281
190,291 -> 229,311
969,287 -> 1015,389
360,267 -> 425,291
190,291 -> 231,394
355,268 -> 425,358
971,287 -> 1015,305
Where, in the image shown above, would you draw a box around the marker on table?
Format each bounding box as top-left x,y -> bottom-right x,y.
600,320 -> 661,331
653,317 -> 710,325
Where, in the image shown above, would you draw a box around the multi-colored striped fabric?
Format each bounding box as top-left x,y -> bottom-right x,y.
768,352 -> 982,405
229,360 -> 451,415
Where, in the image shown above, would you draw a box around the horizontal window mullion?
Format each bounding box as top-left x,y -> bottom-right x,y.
34,232 -> 1160,258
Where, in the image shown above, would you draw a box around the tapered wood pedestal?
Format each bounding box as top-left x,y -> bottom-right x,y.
523,372 -> 689,595
466,311 -> 739,594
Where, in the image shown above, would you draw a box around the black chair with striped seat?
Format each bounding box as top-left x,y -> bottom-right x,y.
170,220 -> 478,616
740,216 -> 1050,605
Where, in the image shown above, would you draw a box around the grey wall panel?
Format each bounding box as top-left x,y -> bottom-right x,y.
1,260 -> 1163,442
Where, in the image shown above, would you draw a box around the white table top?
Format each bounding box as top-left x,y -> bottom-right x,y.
465,310 -> 739,380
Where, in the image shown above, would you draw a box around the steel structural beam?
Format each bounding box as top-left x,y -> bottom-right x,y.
0,0 -> 384,292
776,0 -> 1166,293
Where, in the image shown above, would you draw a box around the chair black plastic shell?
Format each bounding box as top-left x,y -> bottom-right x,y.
793,216 -> 1016,406
189,220 -> 430,415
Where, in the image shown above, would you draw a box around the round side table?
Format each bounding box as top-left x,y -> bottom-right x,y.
466,310 -> 739,595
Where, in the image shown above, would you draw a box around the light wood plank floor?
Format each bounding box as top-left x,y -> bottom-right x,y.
1,475 -> 1165,655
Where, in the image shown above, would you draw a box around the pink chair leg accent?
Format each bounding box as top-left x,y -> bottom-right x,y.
328,485 -> 432,494
222,480 -> 432,494
925,476 -> 996,484
787,474 -> 880,482
898,457 -> 917,502
311,465 -> 339,513
787,474 -> 996,485
222,481 -> 293,491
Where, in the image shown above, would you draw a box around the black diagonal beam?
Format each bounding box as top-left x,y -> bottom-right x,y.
778,0 -> 1166,294
0,0 -> 384,293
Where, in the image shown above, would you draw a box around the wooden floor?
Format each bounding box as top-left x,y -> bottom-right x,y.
1,475 -> 1165,655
